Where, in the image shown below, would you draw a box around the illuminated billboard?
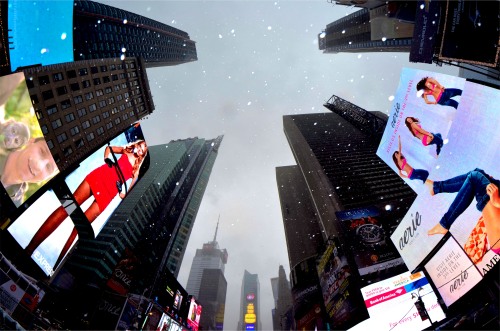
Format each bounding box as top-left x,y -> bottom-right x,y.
0,73 -> 60,211
354,271 -> 445,331
187,297 -> 202,331
7,0 -> 74,72
377,68 -> 500,304
7,123 -> 149,276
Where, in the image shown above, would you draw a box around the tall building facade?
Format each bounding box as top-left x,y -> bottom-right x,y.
62,136 -> 223,295
277,95 -> 417,329
23,57 -> 154,172
238,270 -> 261,331
185,221 -> 228,331
318,4 -> 413,54
73,0 -> 197,67
271,265 -> 293,331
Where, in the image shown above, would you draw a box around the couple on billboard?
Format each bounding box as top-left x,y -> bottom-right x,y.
25,138 -> 149,268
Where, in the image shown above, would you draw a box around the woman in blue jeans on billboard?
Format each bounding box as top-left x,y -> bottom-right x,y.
427,169 -> 500,255
416,77 -> 462,109
392,136 -> 429,183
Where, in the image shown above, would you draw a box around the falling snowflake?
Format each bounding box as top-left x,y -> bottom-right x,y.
123,19 -> 128,24
388,95 -> 395,101
267,26 -> 272,30
40,48 -> 48,54
247,102 -> 252,106
61,32 -> 67,40
219,34 -> 223,39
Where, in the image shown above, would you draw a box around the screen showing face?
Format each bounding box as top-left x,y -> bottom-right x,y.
7,1 -> 74,72
0,73 -> 60,208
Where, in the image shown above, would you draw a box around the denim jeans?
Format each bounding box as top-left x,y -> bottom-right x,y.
409,168 -> 429,183
428,133 -> 443,155
434,169 -> 492,229
437,88 -> 462,109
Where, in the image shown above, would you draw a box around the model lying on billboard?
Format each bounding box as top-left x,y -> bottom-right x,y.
0,138 -> 58,206
427,169 -> 500,255
416,77 -> 462,109
25,140 -> 149,267
392,136 -> 429,183
404,117 -> 444,155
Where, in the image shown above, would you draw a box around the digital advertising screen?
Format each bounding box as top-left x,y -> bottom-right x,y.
336,207 -> 405,276
7,0 -> 74,72
352,271 -> 445,331
0,73 -> 60,211
187,297 -> 202,331
377,68 -> 500,303
7,189 -> 74,276
64,123 -> 149,238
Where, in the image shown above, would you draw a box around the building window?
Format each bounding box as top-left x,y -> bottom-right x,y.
70,82 -> 80,91
42,90 -> 54,100
38,75 -> 50,85
99,100 -> 107,108
77,107 -> 87,117
90,66 -> 99,74
51,119 -> 63,129
63,146 -> 73,156
93,78 -> 101,86
41,125 -> 49,134
65,113 -> 76,123
116,95 -> 123,101
56,86 -> 68,96
56,132 -> 68,143
47,105 -> 58,115
82,120 -> 90,129
96,126 -> 105,135
122,113 -> 128,120
100,65 -> 108,72
102,111 -> 110,119
46,140 -> 54,149
67,70 -> 77,79
82,80 -> 91,88
53,72 -> 64,82
35,110 -> 43,120
87,132 -> 95,141
79,68 -> 89,76
96,89 -> 104,97
105,87 -> 112,94
61,99 -> 71,110
73,95 -> 83,105
75,138 -> 84,148
112,74 -> 118,82
70,125 -> 80,136
109,64 -> 116,71
108,97 -> 115,105
89,103 -> 97,112
106,122 -> 113,130
114,117 -> 121,125
92,115 -> 101,124
85,92 -> 94,100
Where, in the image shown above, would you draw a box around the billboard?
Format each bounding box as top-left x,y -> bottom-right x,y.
438,1 -> 500,67
7,0 -> 74,72
106,248 -> 141,295
336,207 -> 405,276
187,297 -> 202,331
377,68 -> 500,304
7,123 -> 149,276
355,271 -> 445,331
409,0 -> 443,64
0,73 -> 60,212
155,270 -> 189,322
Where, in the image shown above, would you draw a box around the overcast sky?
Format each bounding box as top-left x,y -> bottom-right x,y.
100,1 -> 459,329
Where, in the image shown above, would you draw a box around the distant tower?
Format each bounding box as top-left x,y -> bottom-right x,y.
271,265 -> 293,331
238,270 -> 261,331
186,218 -> 228,330
318,5 -> 414,54
73,0 -> 197,67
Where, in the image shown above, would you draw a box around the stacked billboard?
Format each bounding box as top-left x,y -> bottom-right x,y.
376,67 -> 500,306
7,123 -> 149,276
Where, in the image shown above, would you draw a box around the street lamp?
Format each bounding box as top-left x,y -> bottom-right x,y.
411,287 -> 432,325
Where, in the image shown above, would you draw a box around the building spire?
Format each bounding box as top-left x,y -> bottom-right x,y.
213,214 -> 220,243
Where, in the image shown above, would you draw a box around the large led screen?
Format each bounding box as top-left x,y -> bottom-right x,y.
376,68 -> 500,302
187,297 -> 202,331
0,73 -> 59,209
7,0 -> 74,72
64,122 -> 149,238
8,189 -> 74,276
352,271 -> 445,331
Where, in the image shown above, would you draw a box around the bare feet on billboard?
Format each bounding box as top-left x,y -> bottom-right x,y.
425,179 -> 434,196
428,223 -> 448,235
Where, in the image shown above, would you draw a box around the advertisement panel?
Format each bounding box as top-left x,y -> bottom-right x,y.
187,297 -> 202,331
116,296 -> 140,330
7,189 -> 73,276
336,207 -> 404,276
0,73 -> 60,211
89,290 -> 127,330
356,271 -> 445,331
424,237 -> 483,307
409,0 -> 442,64
0,269 -> 24,314
7,0 -> 74,72
106,248 -> 141,295
377,68 -> 500,303
155,270 -> 188,322
439,0 -> 500,67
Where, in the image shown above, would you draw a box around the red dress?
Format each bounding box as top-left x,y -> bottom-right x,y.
84,154 -> 134,211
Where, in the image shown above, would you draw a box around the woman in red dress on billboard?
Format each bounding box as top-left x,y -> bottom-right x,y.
25,140 -> 148,267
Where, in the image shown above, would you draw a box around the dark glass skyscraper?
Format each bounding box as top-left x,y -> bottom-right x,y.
73,0 -> 197,67
238,270 -> 261,331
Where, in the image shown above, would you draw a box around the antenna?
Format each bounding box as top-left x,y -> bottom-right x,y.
213,214 -> 220,243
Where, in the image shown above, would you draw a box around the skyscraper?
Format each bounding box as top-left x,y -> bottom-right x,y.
238,270 -> 261,331
318,4 -> 414,54
271,265 -> 293,331
73,0 -> 197,67
61,136 -> 223,295
277,95 -> 417,328
185,220 -> 228,331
